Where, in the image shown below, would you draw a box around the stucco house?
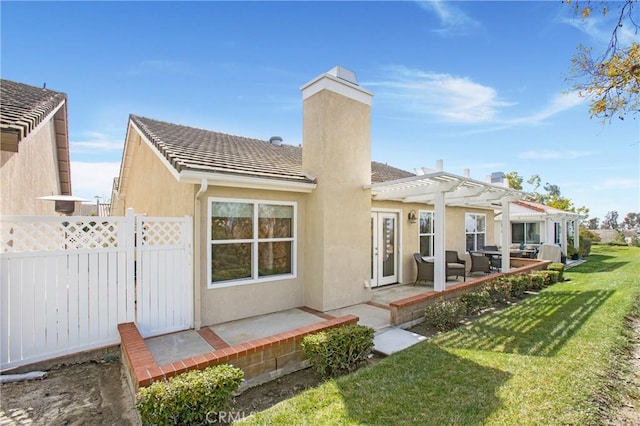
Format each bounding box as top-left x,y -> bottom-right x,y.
111,66 -> 524,327
1,79 -> 77,215
494,199 -> 582,259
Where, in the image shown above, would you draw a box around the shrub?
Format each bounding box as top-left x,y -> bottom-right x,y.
547,262 -> 565,281
528,272 -> 546,291
423,299 -> 467,331
459,290 -> 493,315
301,324 -> 374,377
136,364 -> 244,425
533,270 -> 560,286
482,278 -> 512,304
506,275 -> 530,298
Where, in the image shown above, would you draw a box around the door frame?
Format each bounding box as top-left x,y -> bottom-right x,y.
371,209 -> 403,288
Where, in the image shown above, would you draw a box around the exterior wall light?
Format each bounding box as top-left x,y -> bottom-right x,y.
408,210 -> 417,223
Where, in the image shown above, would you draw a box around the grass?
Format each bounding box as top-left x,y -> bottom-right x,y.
237,246 -> 640,425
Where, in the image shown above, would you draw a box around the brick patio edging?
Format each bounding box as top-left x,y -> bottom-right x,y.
118,314 -> 359,395
389,259 -> 552,328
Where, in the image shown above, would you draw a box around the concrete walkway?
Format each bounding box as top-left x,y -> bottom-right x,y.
145,293 -> 431,366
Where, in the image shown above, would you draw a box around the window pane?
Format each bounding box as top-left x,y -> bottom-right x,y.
212,243 -> 251,282
477,233 -> 485,249
419,211 -> 432,234
258,205 -> 293,239
476,215 -> 486,232
420,236 -> 432,257
259,241 -> 292,276
465,214 -> 476,233
466,234 -> 475,251
211,202 -> 253,240
526,222 -> 541,244
512,223 -> 525,244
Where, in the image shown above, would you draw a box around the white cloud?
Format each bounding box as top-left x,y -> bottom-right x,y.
561,7 -> 637,47
508,91 -> 586,125
416,0 -> 482,35
71,161 -> 121,201
70,131 -> 123,153
368,66 -> 512,123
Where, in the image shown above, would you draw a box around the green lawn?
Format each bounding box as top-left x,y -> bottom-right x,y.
238,246 -> 640,425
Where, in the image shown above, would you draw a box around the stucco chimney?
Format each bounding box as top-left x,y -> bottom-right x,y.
300,66 -> 373,311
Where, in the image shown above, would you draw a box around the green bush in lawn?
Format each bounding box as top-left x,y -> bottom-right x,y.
482,278 -> 512,304
547,262 -> 565,281
459,290 -> 493,315
424,299 -> 467,332
505,274 -> 530,298
527,272 -> 546,291
136,364 -> 244,425
533,270 -> 560,286
301,324 -> 374,378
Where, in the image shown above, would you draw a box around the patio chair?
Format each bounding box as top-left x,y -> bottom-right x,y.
413,253 -> 434,285
468,251 -> 491,275
482,245 -> 502,271
445,250 -> 466,282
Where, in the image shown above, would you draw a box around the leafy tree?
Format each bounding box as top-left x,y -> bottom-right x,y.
586,217 -> 600,229
601,210 -> 619,229
566,1 -> 640,120
505,171 -> 523,190
506,172 -> 590,218
621,212 -> 640,229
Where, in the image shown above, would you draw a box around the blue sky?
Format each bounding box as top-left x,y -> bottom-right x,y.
2,1 -> 638,222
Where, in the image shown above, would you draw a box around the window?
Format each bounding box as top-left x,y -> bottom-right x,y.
511,222 -> 541,245
465,213 -> 486,251
209,199 -> 295,286
418,210 -> 434,257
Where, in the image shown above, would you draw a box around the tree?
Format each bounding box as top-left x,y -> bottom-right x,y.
621,212 -> 640,229
506,171 -> 590,218
587,217 -> 600,229
505,171 -> 523,190
566,1 -> 640,121
601,210 -> 619,229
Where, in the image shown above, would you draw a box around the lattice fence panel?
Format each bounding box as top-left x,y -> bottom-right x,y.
1,217 -> 125,253
138,219 -> 185,247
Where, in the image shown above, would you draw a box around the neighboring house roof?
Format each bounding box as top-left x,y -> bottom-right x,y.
0,79 -> 72,195
496,199 -> 583,221
129,114 -> 414,185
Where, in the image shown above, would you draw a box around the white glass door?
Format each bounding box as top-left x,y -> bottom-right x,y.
371,212 -> 398,287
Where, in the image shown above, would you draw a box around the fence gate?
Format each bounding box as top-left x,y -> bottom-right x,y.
135,215 -> 193,338
1,210 -> 193,371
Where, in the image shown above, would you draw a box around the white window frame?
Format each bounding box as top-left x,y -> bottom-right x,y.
465,213 -> 487,251
208,197 -> 297,288
511,222 -> 541,245
418,210 -> 435,257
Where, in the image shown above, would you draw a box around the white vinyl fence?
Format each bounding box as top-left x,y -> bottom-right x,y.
0,209 -> 192,371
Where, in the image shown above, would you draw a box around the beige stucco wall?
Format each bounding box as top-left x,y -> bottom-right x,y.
111,129 -> 194,217
1,120 -> 60,216
372,200 -> 495,284
198,187 -> 308,326
301,83 -> 372,312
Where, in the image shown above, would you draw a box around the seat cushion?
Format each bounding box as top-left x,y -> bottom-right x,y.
448,263 -> 465,268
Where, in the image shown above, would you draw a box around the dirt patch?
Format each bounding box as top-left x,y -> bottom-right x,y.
0,358 -> 139,426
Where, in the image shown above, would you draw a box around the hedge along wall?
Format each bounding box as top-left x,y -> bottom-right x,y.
119,314 -> 358,395
389,259 -> 552,327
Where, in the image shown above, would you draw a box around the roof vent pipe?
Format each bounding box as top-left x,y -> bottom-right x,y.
269,136 -> 283,146
436,160 -> 443,171
464,168 -> 470,178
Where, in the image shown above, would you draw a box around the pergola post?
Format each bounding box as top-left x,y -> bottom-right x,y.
561,218 -> 568,258
433,190 -> 446,292
574,218 -> 581,253
500,199 -> 511,273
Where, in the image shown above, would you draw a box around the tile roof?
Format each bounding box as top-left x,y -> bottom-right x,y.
1,79 -> 67,142
130,115 -> 414,184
